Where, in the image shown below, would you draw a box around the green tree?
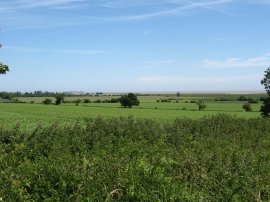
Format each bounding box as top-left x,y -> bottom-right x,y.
120,93 -> 140,108
261,67 -> 270,117
242,103 -> 252,112
0,41 -> 9,74
55,94 -> 65,105
0,63 -> 9,74
176,92 -> 181,97
196,100 -> 207,111
261,67 -> 270,96
260,97 -> 270,117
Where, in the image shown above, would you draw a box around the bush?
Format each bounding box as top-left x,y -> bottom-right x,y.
1,115 -> 270,201
242,103 -> 252,112
43,98 -> 52,105
196,100 -> 207,110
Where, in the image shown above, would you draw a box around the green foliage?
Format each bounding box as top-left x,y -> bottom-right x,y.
196,100 -> 207,110
120,93 -> 140,108
0,63 -> 9,74
42,98 -> 52,105
54,94 -> 65,105
261,67 -> 270,96
176,91 -> 181,97
0,115 -> 270,201
242,103 -> 252,112
260,97 -> 270,117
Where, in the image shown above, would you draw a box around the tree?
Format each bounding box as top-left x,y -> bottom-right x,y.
176,92 -> 181,97
261,67 -> 270,117
260,97 -> 270,117
196,100 -> 207,111
261,67 -> 270,96
119,93 -> 139,108
242,103 -> 252,112
0,32 -> 9,74
0,63 -> 9,74
55,94 -> 65,105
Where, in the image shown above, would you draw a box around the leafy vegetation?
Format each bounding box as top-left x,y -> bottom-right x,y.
261,67 -> 270,117
120,93 -> 140,108
0,115 -> 269,201
242,103 -> 252,112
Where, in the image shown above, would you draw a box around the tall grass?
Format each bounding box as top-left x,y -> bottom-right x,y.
0,114 -> 269,201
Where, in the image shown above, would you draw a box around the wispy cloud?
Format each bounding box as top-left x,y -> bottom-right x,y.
203,53 -> 270,69
83,0 -> 236,23
5,46 -> 107,56
0,0 -> 87,12
0,0 -> 236,31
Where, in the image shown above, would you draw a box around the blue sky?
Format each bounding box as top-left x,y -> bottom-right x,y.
0,0 -> 270,92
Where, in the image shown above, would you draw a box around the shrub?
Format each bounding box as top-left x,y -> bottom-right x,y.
43,98 -> 52,105
196,100 -> 207,110
83,99 -> 91,103
242,103 -> 252,112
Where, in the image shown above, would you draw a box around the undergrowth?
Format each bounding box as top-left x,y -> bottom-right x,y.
0,114 -> 270,201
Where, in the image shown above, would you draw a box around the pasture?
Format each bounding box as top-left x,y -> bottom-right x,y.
0,93 -> 264,130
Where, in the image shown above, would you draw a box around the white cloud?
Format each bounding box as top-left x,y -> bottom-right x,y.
203,53 -> 270,69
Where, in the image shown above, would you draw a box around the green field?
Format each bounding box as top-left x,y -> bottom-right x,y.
1,94 -> 270,201
0,99 -> 263,130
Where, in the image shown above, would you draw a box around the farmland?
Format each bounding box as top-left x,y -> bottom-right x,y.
1,93 -> 270,201
0,93 -> 265,130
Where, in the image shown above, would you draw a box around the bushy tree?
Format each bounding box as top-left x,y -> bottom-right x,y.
261,67 -> 270,96
55,94 -> 65,105
242,103 -> 252,112
0,63 -> 9,74
0,41 -> 9,74
120,93 -> 140,108
260,97 -> 270,117
261,67 -> 270,117
196,100 -> 207,111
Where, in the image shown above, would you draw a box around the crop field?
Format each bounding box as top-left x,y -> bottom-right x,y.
1,94 -> 270,201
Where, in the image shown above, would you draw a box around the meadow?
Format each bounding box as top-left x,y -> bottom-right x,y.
1,93 -> 270,201
0,101 -> 262,131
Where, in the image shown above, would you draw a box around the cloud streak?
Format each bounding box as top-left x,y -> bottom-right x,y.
0,0 -> 236,31
203,53 -> 270,69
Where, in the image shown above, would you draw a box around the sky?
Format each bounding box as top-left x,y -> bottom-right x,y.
0,0 -> 270,92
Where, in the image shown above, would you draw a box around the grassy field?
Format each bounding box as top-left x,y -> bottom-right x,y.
0,94 -> 270,201
0,100 -> 262,131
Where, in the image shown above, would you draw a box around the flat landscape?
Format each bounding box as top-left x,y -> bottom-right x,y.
1,0 -> 270,201
1,93 -> 270,201
0,93 -> 264,130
